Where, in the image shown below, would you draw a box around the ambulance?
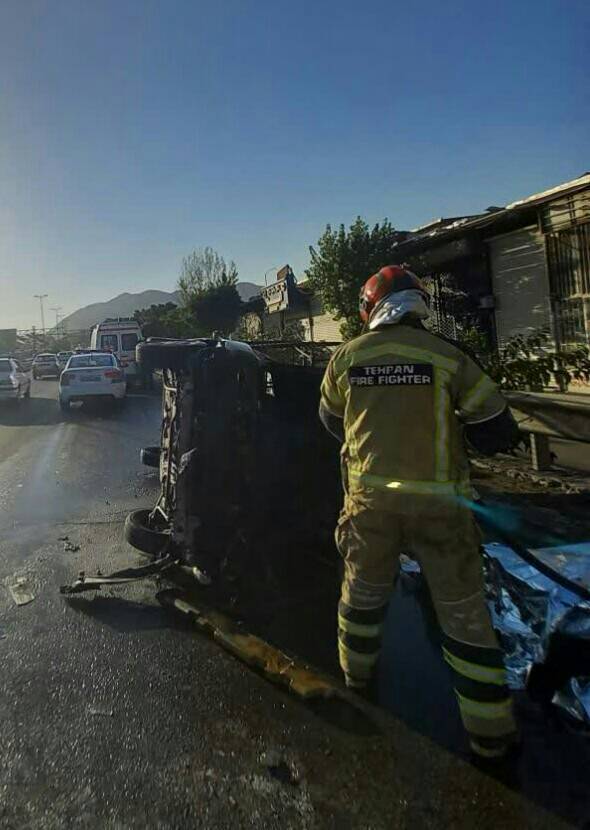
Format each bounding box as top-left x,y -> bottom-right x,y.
90,318 -> 143,384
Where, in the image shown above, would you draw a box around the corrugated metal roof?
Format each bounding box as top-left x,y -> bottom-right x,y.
506,173 -> 590,210
395,173 -> 590,254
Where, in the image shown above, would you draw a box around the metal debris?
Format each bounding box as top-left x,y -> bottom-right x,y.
8,576 -> 35,606
158,589 -> 338,700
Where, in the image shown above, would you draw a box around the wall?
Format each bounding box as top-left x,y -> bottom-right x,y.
487,226 -> 552,344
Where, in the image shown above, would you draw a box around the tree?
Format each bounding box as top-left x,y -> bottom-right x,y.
306,217 -> 406,339
134,303 -> 191,339
178,247 -> 243,337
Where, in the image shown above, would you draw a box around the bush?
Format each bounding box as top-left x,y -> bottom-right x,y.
456,328 -> 590,391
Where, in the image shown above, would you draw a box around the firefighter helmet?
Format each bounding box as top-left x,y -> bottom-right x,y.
359,265 -> 428,324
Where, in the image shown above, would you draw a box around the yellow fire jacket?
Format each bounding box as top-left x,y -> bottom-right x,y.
320,324 -> 506,502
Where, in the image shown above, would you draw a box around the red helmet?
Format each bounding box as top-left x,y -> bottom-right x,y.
359,265 -> 427,323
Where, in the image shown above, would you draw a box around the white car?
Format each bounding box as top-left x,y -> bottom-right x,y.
0,358 -> 31,403
59,352 -> 127,412
32,353 -> 60,379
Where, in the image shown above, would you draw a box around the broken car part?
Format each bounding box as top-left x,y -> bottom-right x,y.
157,589 -> 338,700
59,556 -> 175,594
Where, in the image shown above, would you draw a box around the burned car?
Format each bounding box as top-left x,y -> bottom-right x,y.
124,337 -> 341,599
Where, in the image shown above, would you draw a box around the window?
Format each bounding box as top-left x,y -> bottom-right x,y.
121,333 -> 138,351
0,359 -> 12,373
69,355 -> 115,368
101,334 -> 119,352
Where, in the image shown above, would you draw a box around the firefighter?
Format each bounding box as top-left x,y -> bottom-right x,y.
319,265 -> 520,760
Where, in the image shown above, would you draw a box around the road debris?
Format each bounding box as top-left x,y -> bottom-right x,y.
64,541 -> 80,552
58,535 -> 69,542
259,750 -> 300,787
158,589 -> 339,700
8,576 -> 35,606
88,706 -> 113,717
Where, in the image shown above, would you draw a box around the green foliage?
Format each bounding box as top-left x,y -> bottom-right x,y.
456,327 -> 590,391
306,217 -> 404,340
178,247 -> 238,300
178,247 -> 242,337
133,303 -> 192,339
188,282 -> 243,337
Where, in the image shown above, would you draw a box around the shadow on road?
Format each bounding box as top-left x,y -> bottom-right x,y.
65,595 -> 186,634
0,397 -> 63,427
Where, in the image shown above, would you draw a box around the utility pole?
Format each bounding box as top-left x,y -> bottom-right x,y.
50,306 -> 63,333
34,294 -> 48,338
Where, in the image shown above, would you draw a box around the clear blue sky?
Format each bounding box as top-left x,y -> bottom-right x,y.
1,0 -> 588,329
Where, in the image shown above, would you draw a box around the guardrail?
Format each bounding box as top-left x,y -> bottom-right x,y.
505,391 -> 590,470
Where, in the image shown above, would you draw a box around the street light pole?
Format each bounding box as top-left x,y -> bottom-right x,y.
34,294 -> 48,336
50,306 -> 63,332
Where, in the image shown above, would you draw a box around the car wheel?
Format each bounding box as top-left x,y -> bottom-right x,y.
124,508 -> 171,558
140,445 -> 161,468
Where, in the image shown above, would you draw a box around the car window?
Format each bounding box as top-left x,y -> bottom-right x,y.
121,333 -> 138,351
0,359 -> 12,373
69,355 -> 115,368
101,334 -> 119,352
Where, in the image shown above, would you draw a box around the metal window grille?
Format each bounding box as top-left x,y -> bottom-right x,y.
547,221 -> 590,346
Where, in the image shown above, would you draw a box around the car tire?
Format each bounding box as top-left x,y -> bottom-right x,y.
124,508 -> 171,558
140,446 -> 161,468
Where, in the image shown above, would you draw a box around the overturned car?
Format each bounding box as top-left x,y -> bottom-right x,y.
124,336 -> 341,598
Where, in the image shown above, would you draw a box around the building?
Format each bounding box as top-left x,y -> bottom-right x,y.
241,265 -> 343,343
242,173 -> 590,352
394,173 -> 590,348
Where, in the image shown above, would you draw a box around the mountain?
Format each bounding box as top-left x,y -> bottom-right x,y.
60,284 -> 261,332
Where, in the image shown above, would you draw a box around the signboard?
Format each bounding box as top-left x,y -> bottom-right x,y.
0,329 -> 17,353
261,279 -> 289,313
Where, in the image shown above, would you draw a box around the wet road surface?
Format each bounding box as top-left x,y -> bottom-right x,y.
0,381 -> 586,828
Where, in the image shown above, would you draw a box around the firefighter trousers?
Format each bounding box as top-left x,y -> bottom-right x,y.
335,496 -> 517,755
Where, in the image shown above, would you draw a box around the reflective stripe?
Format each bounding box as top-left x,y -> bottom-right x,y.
338,615 -> 384,638
460,374 -> 497,415
333,342 -> 458,380
470,740 -> 510,759
443,648 -> 506,686
455,692 -> 513,719
338,642 -> 380,667
434,368 -> 451,482
347,469 -> 468,496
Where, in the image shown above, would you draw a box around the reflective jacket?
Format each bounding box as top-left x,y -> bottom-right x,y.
320,324 -> 506,503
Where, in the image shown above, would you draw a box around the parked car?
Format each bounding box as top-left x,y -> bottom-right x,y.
59,352 -> 127,412
57,351 -> 74,370
32,353 -> 60,379
0,357 -> 31,403
90,318 -> 143,384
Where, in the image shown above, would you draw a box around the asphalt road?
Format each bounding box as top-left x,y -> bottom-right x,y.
0,381 -> 586,829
